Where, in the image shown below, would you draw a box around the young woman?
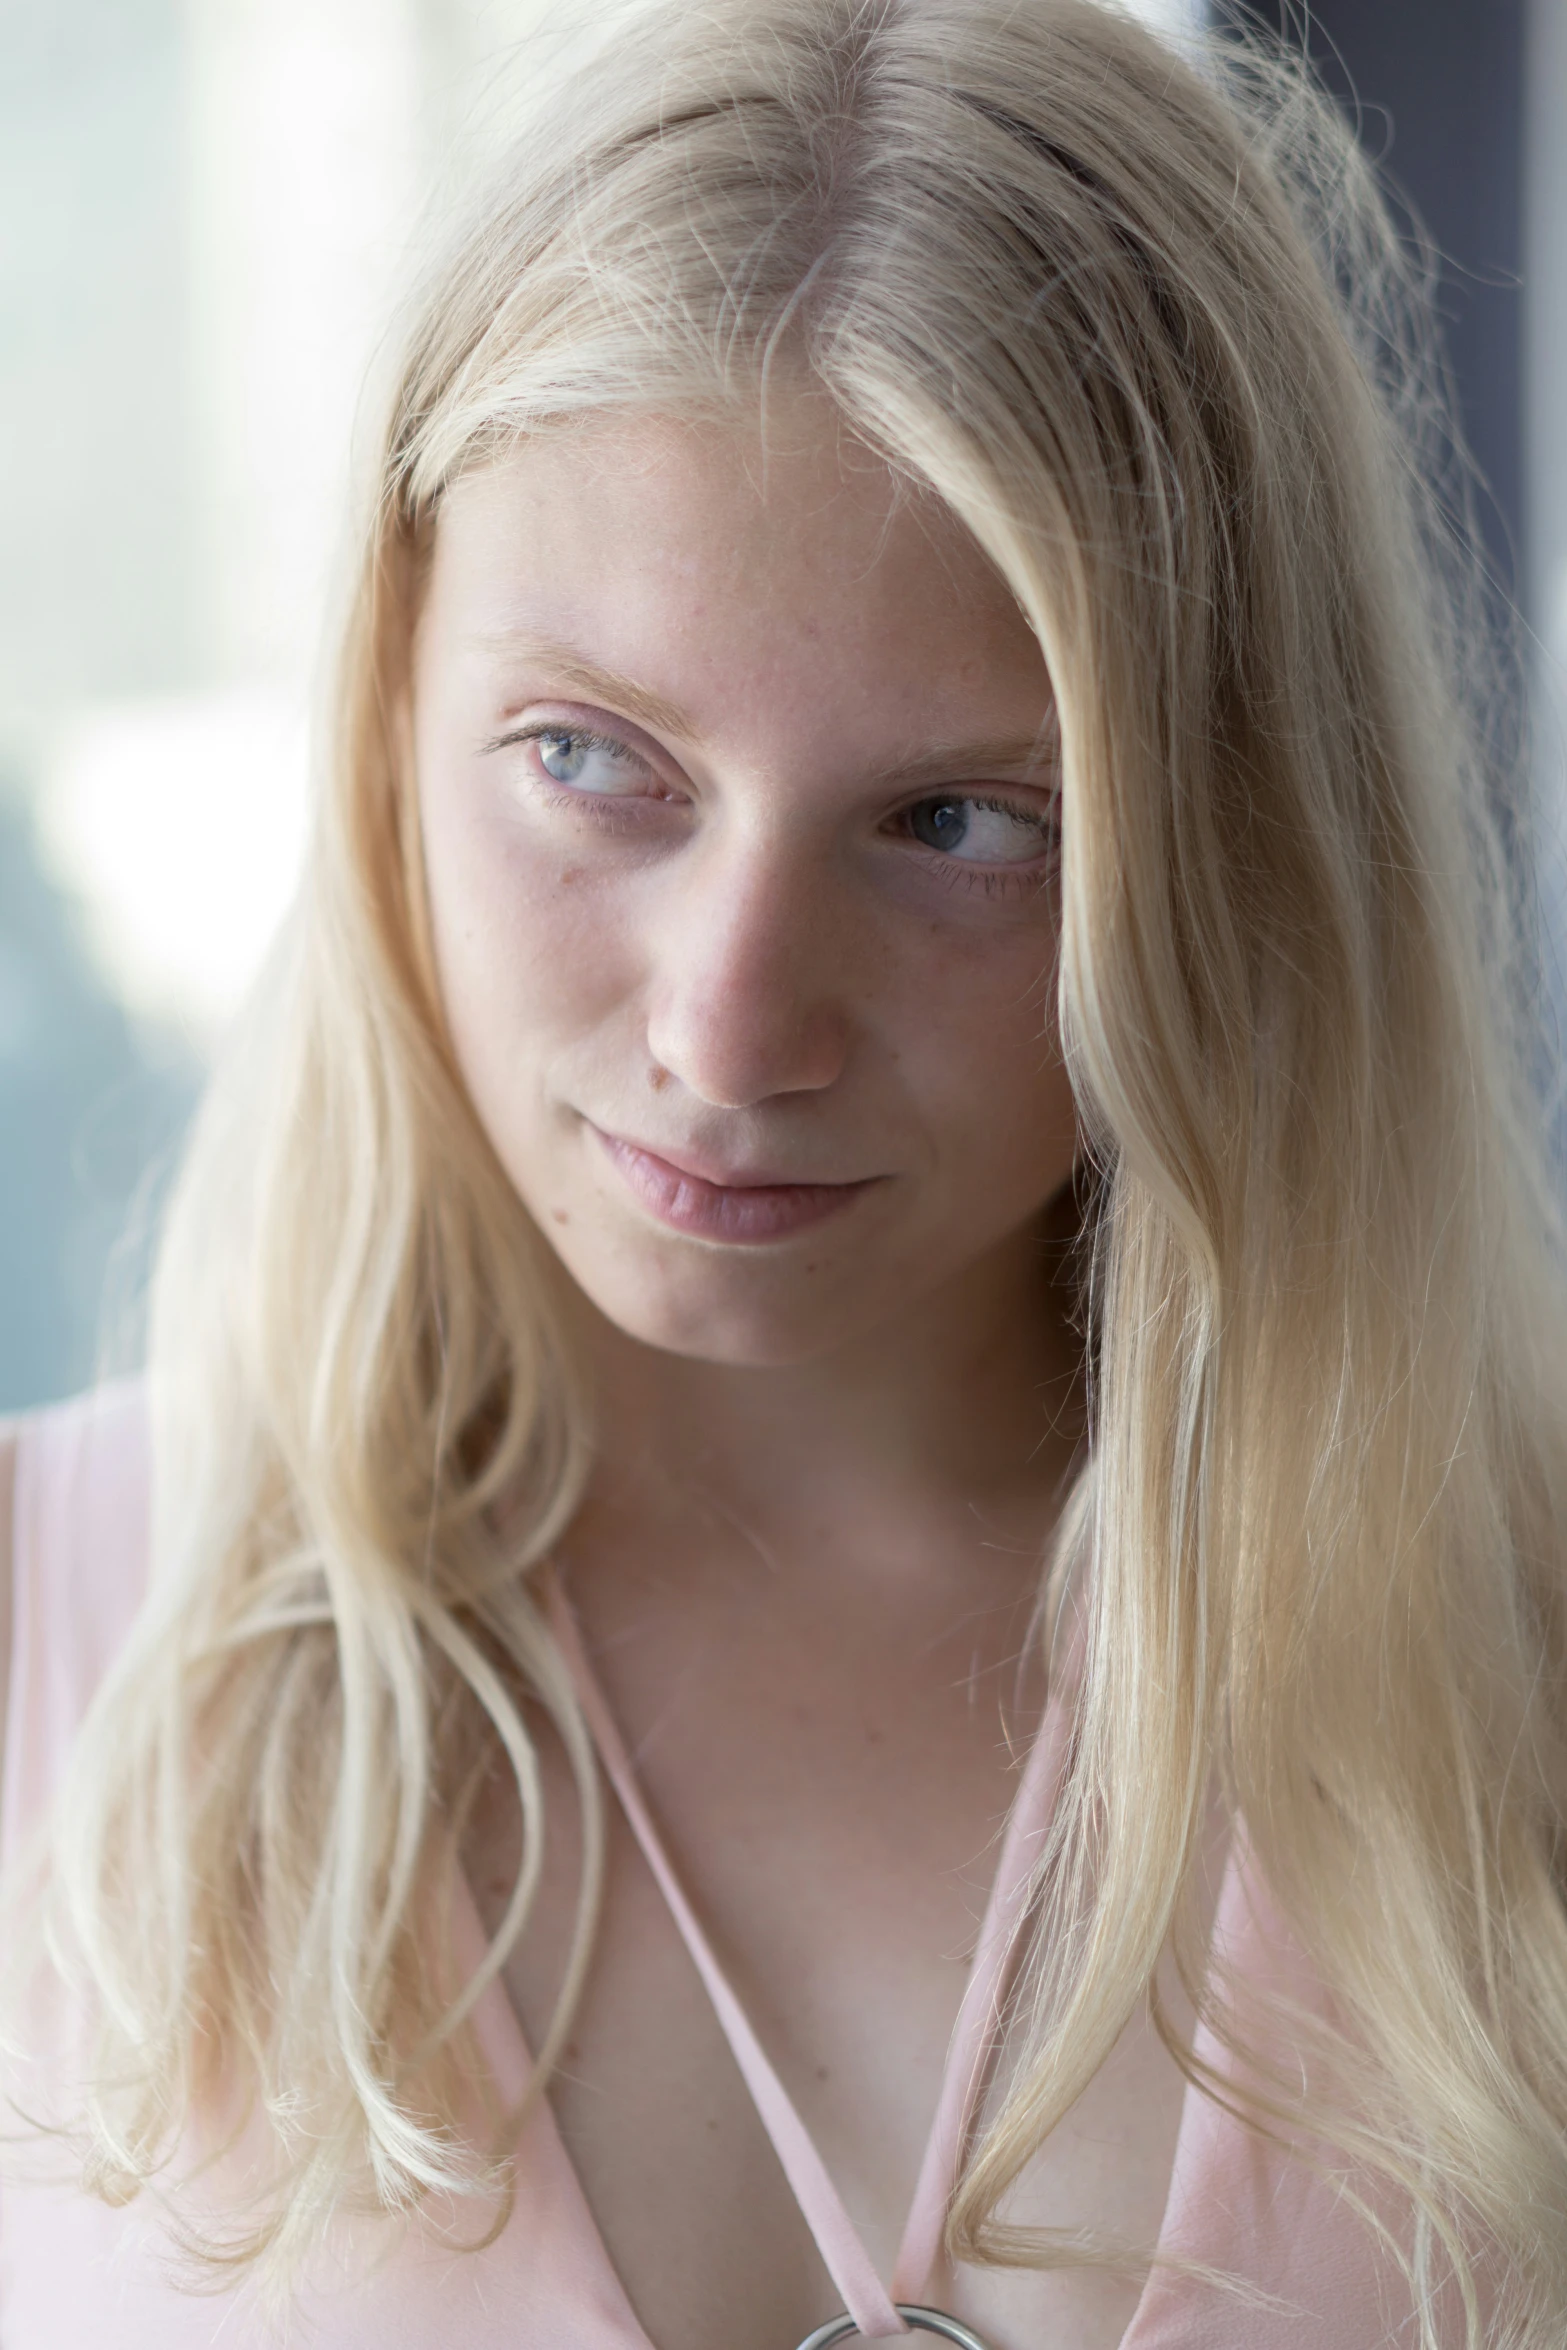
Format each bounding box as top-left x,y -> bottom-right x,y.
4,2 -> 1567,2344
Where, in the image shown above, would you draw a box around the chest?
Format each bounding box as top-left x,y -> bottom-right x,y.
465,1580 -> 1191,2350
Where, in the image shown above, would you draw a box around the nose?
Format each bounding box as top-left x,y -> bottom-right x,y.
642,821 -> 853,1109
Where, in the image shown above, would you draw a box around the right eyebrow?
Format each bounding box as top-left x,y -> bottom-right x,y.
467,635 -> 697,743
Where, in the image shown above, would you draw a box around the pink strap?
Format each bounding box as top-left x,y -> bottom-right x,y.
545,1577 -> 907,2339
892,1598 -> 1084,2301
546,1572 -> 1083,2338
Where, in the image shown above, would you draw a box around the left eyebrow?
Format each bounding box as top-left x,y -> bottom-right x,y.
865,729 -> 1062,792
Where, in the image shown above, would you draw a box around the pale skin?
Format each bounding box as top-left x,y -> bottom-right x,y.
413,391 -> 1194,2350
0,394 -> 1195,2346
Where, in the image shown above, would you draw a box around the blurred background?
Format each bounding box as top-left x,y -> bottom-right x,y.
0,0 -> 1559,1409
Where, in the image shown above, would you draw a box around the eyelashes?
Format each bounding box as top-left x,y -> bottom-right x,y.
891,792 -> 1059,869
492,723 -> 662,797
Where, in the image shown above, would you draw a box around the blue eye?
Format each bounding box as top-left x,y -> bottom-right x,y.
908,798 -> 969,851
905,794 -> 1055,866
532,728 -> 649,794
537,730 -> 587,781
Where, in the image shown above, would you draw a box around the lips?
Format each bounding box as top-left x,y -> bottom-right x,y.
588,1125 -> 879,1245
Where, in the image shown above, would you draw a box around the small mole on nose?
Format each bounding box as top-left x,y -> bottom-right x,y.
648,1066 -> 670,1092
551,1209 -> 570,1226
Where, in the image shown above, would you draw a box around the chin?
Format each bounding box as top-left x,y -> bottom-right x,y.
561,1250 -> 887,1369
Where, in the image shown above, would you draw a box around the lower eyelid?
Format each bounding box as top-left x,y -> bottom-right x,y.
534,784 -> 654,830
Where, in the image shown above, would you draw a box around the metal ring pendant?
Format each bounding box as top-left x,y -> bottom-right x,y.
793,2308 -> 997,2350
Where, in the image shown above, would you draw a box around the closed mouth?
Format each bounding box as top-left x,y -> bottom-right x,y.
587,1125 -> 881,1245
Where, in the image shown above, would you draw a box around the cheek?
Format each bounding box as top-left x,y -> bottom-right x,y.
946,1028 -> 1077,1223
885,919 -> 1070,1159
417,758 -> 638,1129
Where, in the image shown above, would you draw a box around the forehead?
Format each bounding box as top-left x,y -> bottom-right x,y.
417,395 -> 1052,743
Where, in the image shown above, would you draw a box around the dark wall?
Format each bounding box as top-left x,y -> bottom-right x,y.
1231,1 -> 1525,594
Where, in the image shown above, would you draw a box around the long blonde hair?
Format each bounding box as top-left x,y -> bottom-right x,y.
30,0 -> 1567,2336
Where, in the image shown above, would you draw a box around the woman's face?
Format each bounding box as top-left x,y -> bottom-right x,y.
413,394 -> 1078,1367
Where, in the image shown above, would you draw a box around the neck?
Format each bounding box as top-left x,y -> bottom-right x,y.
568,1207 -> 1087,1582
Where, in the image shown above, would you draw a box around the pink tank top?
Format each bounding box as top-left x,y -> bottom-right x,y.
0,1386 -> 1462,2346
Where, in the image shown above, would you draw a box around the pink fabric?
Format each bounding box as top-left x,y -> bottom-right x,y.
1,1391 -> 647,2350
890,1597 -> 1087,2313
0,1387 -> 1461,2347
